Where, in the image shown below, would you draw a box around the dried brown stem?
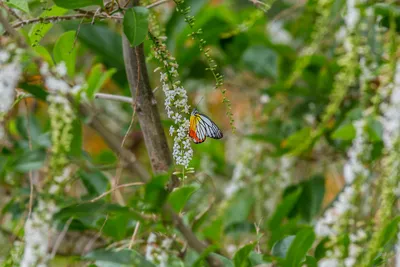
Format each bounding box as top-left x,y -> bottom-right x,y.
90,182 -> 144,202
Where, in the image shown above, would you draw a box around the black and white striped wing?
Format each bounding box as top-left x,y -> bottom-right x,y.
196,113 -> 223,140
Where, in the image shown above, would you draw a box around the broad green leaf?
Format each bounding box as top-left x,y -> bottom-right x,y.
331,123 -> 355,140
53,0 -> 103,9
192,245 -> 219,267
285,228 -> 316,267
285,175 -> 325,222
224,189 -> 255,227
86,64 -> 117,99
212,254 -> 234,267
303,256 -> 317,267
85,249 -> 155,267
268,188 -> 302,230
53,31 -> 77,77
242,45 -> 278,78
79,169 -> 109,196
63,24 -> 124,69
233,243 -> 255,267
29,6 -> 67,46
14,150 -> 46,172
123,7 -> 149,47
5,0 -> 29,14
167,184 -> 199,212
366,117 -> 383,142
284,127 -> 312,149
102,214 -> 130,240
144,174 -> 169,211
271,235 -> 295,259
20,83 -> 49,101
33,46 -> 53,66
203,218 -> 223,243
380,216 -> 400,248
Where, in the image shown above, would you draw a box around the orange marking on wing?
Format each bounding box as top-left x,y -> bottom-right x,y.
189,116 -> 203,143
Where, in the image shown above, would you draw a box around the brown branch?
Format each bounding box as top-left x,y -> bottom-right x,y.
89,182 -> 144,202
0,7 -> 26,47
119,0 -> 221,266
147,0 -> 172,9
12,14 -> 122,29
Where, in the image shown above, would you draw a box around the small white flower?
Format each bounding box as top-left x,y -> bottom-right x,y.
260,94 -> 270,104
318,258 -> 339,267
55,61 -> 67,76
0,50 -> 10,63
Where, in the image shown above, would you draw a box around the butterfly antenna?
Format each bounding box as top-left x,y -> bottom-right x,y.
194,96 -> 204,111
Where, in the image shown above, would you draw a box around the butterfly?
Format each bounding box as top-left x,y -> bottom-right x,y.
189,108 -> 223,144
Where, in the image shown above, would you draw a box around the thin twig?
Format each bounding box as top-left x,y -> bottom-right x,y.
129,221 -> 141,249
90,182 -> 144,202
12,14 -> 122,29
95,93 -> 133,104
50,218 -> 73,258
0,1 -> 23,21
146,0 -> 171,9
83,215 -> 109,255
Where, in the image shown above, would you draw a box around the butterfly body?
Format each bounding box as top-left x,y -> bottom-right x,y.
189,109 -> 223,144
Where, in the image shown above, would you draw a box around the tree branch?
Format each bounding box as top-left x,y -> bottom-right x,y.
95,93 -> 133,104
119,1 -> 221,266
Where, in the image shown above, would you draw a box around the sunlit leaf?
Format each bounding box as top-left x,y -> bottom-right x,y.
123,7 -> 149,47
53,31 -> 77,77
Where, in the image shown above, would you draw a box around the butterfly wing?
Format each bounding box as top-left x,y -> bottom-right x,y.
189,111 -> 223,144
197,113 -> 223,139
189,113 -> 206,144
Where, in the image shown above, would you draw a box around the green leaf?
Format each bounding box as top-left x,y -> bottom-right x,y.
380,216 -> 400,248
285,228 -> 315,267
63,24 -> 124,69
212,254 -> 234,267
271,235 -> 295,259
53,31 -> 77,77
233,243 -> 255,267
268,188 -> 302,230
21,83 -> 49,101
5,0 -> 29,14
284,127 -> 312,149
53,0 -> 103,9
303,256 -> 317,267
224,189 -> 255,227
144,174 -> 169,211
102,214 -> 130,240
242,45 -> 278,78
79,169 -> 109,196
85,248 -> 155,267
86,64 -> 117,99
123,7 -> 150,47
366,117 -> 383,142
14,150 -> 46,172
331,123 -> 356,140
167,184 -> 199,212
285,175 -> 325,222
29,6 -> 68,46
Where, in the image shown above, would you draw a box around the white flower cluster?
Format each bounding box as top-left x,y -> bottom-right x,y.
48,167 -> 73,194
145,233 -> 173,267
315,186 -> 356,237
153,40 -> 193,168
343,119 -> 369,184
266,21 -> 293,45
21,199 -> 59,267
0,44 -> 22,141
381,62 -> 400,150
